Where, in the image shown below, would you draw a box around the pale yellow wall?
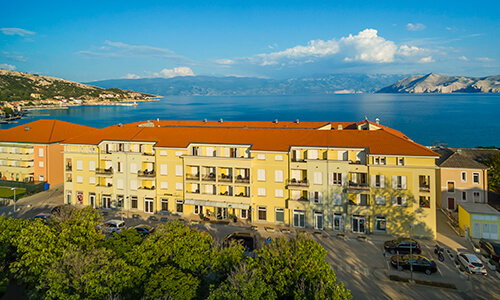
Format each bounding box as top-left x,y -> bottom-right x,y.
440,167 -> 488,210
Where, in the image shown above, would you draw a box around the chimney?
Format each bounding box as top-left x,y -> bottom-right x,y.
296,119 -> 299,124
24,126 -> 30,131
220,118 -> 223,124
204,118 -> 207,123
457,149 -> 462,155
337,125 -> 343,130
375,118 -> 380,125
274,119 -> 278,124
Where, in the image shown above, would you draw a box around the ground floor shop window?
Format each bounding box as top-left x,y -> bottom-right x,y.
375,216 -> 386,232
66,191 -> 72,204
258,206 -> 267,221
144,197 -> 154,213
76,191 -> 83,204
176,200 -> 184,213
352,215 -> 366,234
89,193 -> 96,208
275,208 -> 285,222
419,196 -> 430,208
333,214 -> 343,231
240,209 -> 248,219
102,195 -> 111,208
293,210 -> 306,228
131,196 -> 138,209
161,198 -> 168,211
314,211 -> 324,230
194,205 -> 203,215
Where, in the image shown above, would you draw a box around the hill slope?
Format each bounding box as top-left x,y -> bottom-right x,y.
377,73 -> 500,93
0,69 -> 154,101
89,74 -> 406,96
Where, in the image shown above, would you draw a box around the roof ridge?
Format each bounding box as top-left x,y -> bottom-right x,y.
375,129 -> 438,156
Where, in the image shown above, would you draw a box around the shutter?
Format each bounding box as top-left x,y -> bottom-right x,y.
309,191 -> 315,203
319,192 -> 323,203
105,160 -> 112,169
356,194 -> 361,204
402,197 -> 407,206
341,173 -> 347,186
392,176 -> 397,189
380,175 -> 385,188
328,173 -> 333,185
89,161 -> 96,171
224,148 -> 230,157
130,163 -> 137,174
236,148 -> 241,157
371,175 -> 376,188
130,180 -> 137,190
160,164 -> 167,176
77,160 -> 83,170
216,148 -> 221,157
392,197 -> 397,205
117,179 -> 124,189
402,176 -> 407,189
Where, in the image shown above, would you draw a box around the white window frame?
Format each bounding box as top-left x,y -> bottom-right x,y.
257,169 -> 266,181
130,163 -> 137,174
76,160 -> 83,171
461,171 -> 467,182
117,179 -> 124,190
313,172 -> 323,185
76,176 -> 83,183
38,161 -> 44,168
332,193 -> 342,205
89,177 -> 96,185
275,189 -> 284,198
461,191 -> 467,202
275,154 -> 283,161
447,181 -> 455,193
160,164 -> 168,176
161,181 -> 168,190
473,172 -> 480,184
38,148 -> 44,157
257,154 -> 265,160
308,150 -> 318,160
176,182 -> 183,190
275,170 -> 284,183
473,192 -> 481,203
175,165 -> 183,176
258,187 -> 266,196
392,196 -> 407,207
130,180 -> 138,191
89,160 -> 96,171
275,207 -> 285,223
375,195 -> 386,205
160,150 -> 167,156
257,206 -> 267,221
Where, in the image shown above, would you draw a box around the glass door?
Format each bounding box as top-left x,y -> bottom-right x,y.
293,210 -> 306,228
314,212 -> 323,230
334,214 -> 343,231
352,215 -> 366,233
145,198 -> 154,213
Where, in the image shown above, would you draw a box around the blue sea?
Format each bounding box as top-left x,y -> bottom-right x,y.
2,93 -> 499,148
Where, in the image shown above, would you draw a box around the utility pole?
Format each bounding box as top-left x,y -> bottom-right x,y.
11,187 -> 17,215
409,223 -> 414,281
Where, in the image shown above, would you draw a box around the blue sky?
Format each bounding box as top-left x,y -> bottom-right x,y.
1,0 -> 498,82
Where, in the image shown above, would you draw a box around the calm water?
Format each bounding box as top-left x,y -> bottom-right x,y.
2,93 -> 499,148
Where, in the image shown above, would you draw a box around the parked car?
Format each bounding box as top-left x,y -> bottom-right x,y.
99,220 -> 126,234
457,252 -> 487,275
390,254 -> 438,275
479,239 -> 500,262
384,238 -> 422,255
134,224 -> 155,236
32,213 -> 51,223
224,231 -> 256,252
51,204 -> 69,215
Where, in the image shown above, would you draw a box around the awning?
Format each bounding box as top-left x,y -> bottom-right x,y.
184,199 -> 250,210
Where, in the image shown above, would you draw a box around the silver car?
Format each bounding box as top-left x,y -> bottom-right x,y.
457,252 -> 487,275
99,219 -> 126,234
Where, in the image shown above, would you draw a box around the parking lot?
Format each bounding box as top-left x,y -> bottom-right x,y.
2,185 -> 500,299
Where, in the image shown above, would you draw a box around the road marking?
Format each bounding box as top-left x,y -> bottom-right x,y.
386,261 -> 391,270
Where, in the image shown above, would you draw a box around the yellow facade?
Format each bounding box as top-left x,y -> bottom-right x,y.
458,203 -> 500,241
0,143 -> 35,182
63,140 -> 439,239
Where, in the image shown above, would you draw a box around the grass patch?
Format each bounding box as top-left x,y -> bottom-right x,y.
0,187 -> 26,199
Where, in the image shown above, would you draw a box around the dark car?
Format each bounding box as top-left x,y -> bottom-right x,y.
134,224 -> 155,236
384,238 -> 421,255
32,213 -> 51,223
224,231 -> 256,252
391,254 -> 437,275
51,204 -> 70,215
479,239 -> 500,262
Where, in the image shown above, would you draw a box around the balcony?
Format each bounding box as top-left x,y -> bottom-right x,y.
348,182 -> 370,190
291,196 -> 309,202
235,175 -> 250,184
235,192 -> 250,198
65,165 -> 72,171
218,174 -> 233,182
187,189 -> 200,194
287,178 -> 309,188
202,174 -> 216,182
419,185 -> 430,192
219,191 -> 233,197
349,199 -> 370,206
138,170 -> 156,178
95,168 -> 113,176
186,173 -> 200,181
139,186 -> 155,190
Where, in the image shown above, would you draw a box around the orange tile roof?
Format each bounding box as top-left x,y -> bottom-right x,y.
0,120 -> 96,144
127,120 -> 334,129
63,121 -> 438,156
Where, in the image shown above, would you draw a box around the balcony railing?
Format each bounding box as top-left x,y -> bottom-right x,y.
419,185 -> 430,192
291,158 -> 306,162
219,175 -> 233,182
348,182 -> 369,190
95,168 -> 113,175
219,191 -> 233,196
139,186 -> 155,190
96,183 -> 113,187
349,199 -> 370,206
187,189 -> 200,194
287,178 -> 309,187
235,192 -> 250,198
202,174 -> 216,181
65,165 -> 72,171
291,197 -> 309,202
235,175 -> 250,183
138,170 -> 156,177
186,174 -> 200,180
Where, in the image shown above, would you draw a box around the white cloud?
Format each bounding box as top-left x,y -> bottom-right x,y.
1,28 -> 35,37
122,73 -> 141,79
153,67 -> 194,78
458,56 -> 468,61
0,63 -> 16,70
476,57 -> 494,62
214,59 -> 235,65
418,56 -> 434,63
406,23 -> 426,31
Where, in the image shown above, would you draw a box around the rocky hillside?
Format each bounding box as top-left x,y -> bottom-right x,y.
0,69 -> 154,101
376,73 -> 500,93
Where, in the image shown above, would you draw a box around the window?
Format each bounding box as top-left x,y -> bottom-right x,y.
375,217 -> 386,231
117,162 -> 123,173
375,195 -> 386,205
89,177 -> 96,185
258,206 -> 267,221
338,150 -> 347,161
39,175 -> 44,181
76,176 -> 83,183
397,157 -> 405,166
76,191 -> 83,204
131,196 -> 138,209
130,163 -> 137,174
117,179 -> 124,190
89,161 -> 95,171
332,193 -> 342,205
275,208 -> 285,222
419,196 -> 430,208
311,191 -> 323,204
66,191 -> 72,204
161,198 -> 168,211
160,164 -> 168,176
447,181 -> 455,193
275,155 -> 283,161
275,170 -> 284,182
275,189 -> 284,198
161,181 -> 168,189
292,150 -> 302,161
392,176 -> 407,189
176,200 -> 184,213
313,172 -> 323,185
130,180 -> 137,191
461,172 -> 467,182
392,196 -> 407,207
371,175 -> 385,188
176,182 -> 183,190
381,157 -> 386,165
257,169 -> 266,181
205,147 -> 214,156
473,192 -> 481,203
160,150 -> 167,156
473,173 -> 480,184
258,188 -> 266,196
39,161 -> 44,168
462,191 -> 467,202
240,209 -> 248,219
328,173 -> 342,185
194,205 -> 203,214
39,148 -> 44,157
192,146 -> 200,156
175,151 -> 183,157
308,150 -> 318,160
175,165 -> 183,176
293,210 -> 306,227
257,154 -> 265,160
76,160 -> 83,170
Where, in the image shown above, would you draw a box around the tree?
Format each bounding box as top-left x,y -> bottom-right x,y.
486,154 -> 500,192
144,265 -> 199,300
103,228 -> 143,259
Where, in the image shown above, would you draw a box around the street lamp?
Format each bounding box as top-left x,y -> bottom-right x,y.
11,187 -> 17,214
409,223 -> 414,281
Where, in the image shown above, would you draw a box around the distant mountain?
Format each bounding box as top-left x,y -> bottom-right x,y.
0,69 -> 155,101
88,74 -> 407,96
377,73 -> 500,93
